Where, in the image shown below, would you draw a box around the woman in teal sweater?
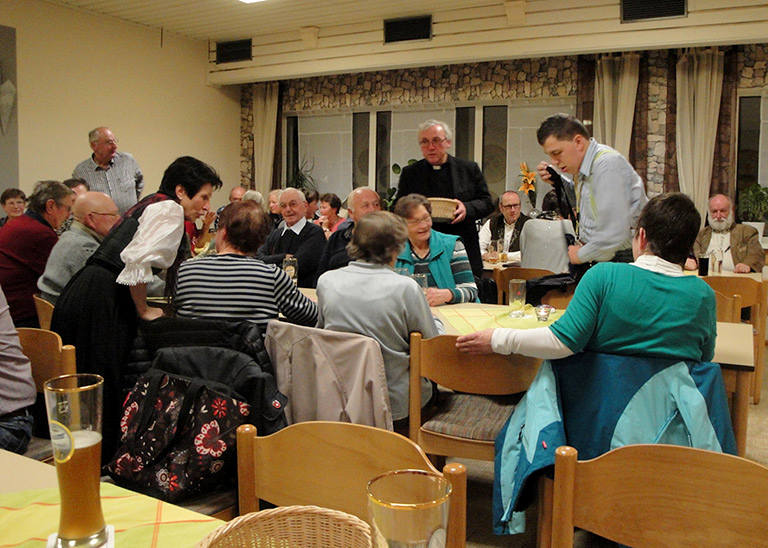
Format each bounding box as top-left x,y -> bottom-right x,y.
394,194 -> 478,306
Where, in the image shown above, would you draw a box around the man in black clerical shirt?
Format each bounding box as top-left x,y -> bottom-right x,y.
395,120 -> 493,277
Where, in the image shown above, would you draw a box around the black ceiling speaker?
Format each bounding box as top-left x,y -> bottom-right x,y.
216,39 -> 252,64
621,0 -> 686,22
384,15 -> 432,44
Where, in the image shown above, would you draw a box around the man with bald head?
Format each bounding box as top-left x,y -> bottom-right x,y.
315,187 -> 382,281
72,126 -> 143,214
685,193 -> 764,273
256,188 -> 326,287
38,191 -> 119,303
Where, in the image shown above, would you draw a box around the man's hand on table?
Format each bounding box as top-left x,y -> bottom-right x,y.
684,257 -> 698,271
734,263 -> 752,273
455,329 -> 495,355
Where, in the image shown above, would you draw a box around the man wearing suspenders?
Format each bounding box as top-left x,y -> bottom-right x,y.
536,114 -> 648,278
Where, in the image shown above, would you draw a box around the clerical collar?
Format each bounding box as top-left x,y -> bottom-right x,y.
432,164 -> 442,170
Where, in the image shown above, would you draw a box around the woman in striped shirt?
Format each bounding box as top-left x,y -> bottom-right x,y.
174,200 -> 317,333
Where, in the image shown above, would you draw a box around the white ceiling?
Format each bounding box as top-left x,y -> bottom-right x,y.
43,0 -> 487,43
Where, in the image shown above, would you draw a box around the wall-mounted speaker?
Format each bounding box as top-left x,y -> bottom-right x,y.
621,0 -> 686,22
216,39 -> 252,64
384,15 -> 432,44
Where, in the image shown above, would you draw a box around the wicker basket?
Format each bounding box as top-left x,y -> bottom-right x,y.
195,505 -> 373,548
428,197 -> 457,222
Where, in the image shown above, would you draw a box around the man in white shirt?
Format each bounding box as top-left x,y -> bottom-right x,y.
478,190 -> 529,263
685,194 -> 764,273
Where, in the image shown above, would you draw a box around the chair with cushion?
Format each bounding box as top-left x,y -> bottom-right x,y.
408,333 -> 541,461
551,444 -> 768,547
33,294 -> 54,331
196,505 -> 372,548
237,421 -> 467,548
494,267 -> 554,305
17,328 -> 76,461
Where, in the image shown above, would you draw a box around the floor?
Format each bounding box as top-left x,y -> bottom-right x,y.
460,355 -> 768,548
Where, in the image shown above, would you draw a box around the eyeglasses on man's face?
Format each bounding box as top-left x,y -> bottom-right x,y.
419,138 -> 447,148
501,203 -> 521,210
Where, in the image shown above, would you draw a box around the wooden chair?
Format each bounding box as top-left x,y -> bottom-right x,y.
16,328 -> 76,462
540,282 -> 576,309
702,276 -> 764,402
551,444 -> 768,547
408,333 -> 541,461
33,294 -> 54,330
196,505 -> 372,548
713,289 -> 743,323
494,267 -> 554,305
237,421 -> 467,548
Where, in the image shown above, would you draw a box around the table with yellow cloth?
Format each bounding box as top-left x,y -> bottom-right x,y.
432,302 -> 561,335
0,450 -> 222,548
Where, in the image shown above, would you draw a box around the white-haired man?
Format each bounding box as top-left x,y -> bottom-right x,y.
685,193 -> 763,273
256,188 -> 326,287
396,120 -> 493,277
72,127 -> 143,214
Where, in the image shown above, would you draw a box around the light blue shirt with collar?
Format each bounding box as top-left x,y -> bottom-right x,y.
575,138 -> 647,263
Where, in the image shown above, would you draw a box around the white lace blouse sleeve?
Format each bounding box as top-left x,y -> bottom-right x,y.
117,201 -> 185,286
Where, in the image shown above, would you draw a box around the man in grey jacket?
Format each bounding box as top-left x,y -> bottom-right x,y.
38,191 -> 119,303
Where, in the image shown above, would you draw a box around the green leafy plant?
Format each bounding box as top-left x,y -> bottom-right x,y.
287,157 -> 317,191
738,184 -> 768,222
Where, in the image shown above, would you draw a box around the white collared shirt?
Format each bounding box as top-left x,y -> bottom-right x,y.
280,216 -> 307,236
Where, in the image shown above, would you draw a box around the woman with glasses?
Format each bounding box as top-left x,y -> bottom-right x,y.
394,193 -> 478,306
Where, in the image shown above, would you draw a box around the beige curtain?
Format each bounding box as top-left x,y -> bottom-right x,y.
593,53 -> 639,158
252,82 -> 279,195
676,48 -> 724,225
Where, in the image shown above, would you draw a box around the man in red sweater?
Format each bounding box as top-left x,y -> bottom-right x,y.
0,181 -> 75,326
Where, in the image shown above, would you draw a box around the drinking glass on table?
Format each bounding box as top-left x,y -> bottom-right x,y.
498,239 -> 509,264
508,279 -> 526,318
367,469 -> 451,548
411,273 -> 428,293
282,256 -> 298,286
44,373 -> 108,548
488,239 -> 500,264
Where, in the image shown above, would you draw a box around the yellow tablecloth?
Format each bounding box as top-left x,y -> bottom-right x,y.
0,483 -> 222,548
438,304 -> 562,335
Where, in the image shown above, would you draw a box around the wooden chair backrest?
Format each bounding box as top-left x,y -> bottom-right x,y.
540,283 -> 576,309
702,276 -> 759,308
237,421 -> 467,548
409,333 -> 540,395
494,267 -> 555,305
713,290 -> 743,323
16,328 -> 76,392
552,444 -> 768,547
33,294 -> 54,331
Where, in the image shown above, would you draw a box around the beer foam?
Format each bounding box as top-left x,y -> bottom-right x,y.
72,430 -> 102,449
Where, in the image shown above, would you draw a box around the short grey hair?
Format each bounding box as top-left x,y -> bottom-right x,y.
279,188 -> 306,203
500,190 -> 521,202
347,186 -> 377,212
88,127 -> 108,144
27,181 -> 75,215
418,119 -> 453,141
242,190 -> 265,208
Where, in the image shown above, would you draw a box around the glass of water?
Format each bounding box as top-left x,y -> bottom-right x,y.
508,279 -> 526,318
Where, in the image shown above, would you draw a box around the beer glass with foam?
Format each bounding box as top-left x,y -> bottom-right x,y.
44,374 -> 107,548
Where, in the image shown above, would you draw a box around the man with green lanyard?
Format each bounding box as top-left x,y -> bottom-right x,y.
536,114 -> 647,277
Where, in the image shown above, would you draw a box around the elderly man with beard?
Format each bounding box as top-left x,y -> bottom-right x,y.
685,193 -> 764,273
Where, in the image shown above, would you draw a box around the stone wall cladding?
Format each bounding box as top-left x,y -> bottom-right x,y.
240,45 -> 768,190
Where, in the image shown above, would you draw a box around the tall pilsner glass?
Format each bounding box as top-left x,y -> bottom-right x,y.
44,374 -> 108,548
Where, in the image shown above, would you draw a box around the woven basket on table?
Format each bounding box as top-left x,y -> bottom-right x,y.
195,505 -> 373,548
428,197 -> 457,222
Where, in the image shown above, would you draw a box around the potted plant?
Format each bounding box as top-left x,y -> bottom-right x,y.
737,183 -> 768,237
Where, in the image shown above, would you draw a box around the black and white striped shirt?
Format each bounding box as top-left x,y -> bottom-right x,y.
174,253 -> 317,333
